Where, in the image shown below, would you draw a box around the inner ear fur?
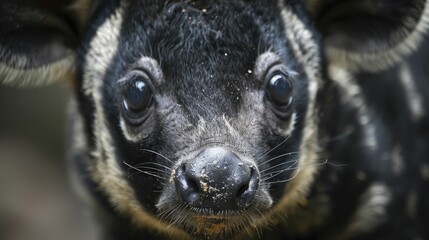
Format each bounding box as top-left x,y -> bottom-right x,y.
0,0 -> 94,86
305,0 -> 429,72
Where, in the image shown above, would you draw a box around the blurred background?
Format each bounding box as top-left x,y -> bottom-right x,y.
0,85 -> 96,240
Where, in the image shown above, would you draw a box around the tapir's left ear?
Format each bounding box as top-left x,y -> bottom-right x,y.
305,0 -> 429,72
0,0 -> 95,86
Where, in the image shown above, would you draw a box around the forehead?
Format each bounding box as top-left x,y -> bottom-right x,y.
118,0 -> 289,70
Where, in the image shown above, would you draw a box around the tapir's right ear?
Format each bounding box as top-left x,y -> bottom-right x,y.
0,0 -> 94,86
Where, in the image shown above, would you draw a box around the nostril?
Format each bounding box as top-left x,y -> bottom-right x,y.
186,178 -> 200,204
175,164 -> 201,206
183,164 -> 200,191
236,183 -> 249,198
236,167 -> 259,207
187,177 -> 199,193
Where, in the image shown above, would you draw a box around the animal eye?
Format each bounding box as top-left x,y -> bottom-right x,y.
266,71 -> 293,107
123,77 -> 152,112
120,72 -> 154,124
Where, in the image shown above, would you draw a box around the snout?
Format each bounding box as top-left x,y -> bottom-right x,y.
174,147 -> 259,212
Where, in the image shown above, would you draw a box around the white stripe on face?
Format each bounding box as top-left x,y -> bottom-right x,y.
83,2 -> 189,238
270,0 -> 322,220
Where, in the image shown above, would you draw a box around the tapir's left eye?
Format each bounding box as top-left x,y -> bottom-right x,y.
265,70 -> 294,118
266,72 -> 293,106
119,71 -> 154,125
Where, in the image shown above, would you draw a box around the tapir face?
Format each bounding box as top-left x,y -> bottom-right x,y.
2,0 -> 427,239
79,0 -> 320,238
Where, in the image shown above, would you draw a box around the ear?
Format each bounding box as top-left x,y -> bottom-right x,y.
304,0 -> 429,72
0,0 -> 94,86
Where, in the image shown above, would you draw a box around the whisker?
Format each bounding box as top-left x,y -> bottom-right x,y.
127,169 -> 168,178
242,113 -> 256,135
256,136 -> 292,161
325,126 -> 356,143
168,205 -> 189,231
325,161 -> 348,168
127,170 -> 169,181
259,158 -> 298,174
123,161 -> 169,180
158,203 -> 185,222
242,216 -> 255,238
264,166 -> 301,184
261,160 -> 298,182
263,159 -> 331,184
129,166 -> 169,175
128,170 -> 168,181
258,152 -> 299,168
141,149 -> 174,164
285,159 -> 332,171
134,161 -> 172,171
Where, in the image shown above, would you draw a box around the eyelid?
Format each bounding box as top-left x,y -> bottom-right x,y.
117,70 -> 159,95
254,52 -> 299,83
270,66 -> 299,77
117,70 -> 145,83
282,68 -> 299,78
264,64 -> 299,85
118,56 -> 164,88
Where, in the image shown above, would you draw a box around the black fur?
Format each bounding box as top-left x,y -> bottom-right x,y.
1,0 -> 428,239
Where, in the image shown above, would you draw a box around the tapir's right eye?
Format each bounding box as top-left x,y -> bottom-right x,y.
123,76 -> 153,112
119,70 -> 154,125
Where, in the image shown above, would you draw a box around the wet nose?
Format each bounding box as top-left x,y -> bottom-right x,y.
174,147 -> 259,212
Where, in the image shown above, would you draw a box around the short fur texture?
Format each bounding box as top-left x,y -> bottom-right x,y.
1,0 -> 429,239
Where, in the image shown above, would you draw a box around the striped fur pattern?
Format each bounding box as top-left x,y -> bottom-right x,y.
1,0 -> 429,239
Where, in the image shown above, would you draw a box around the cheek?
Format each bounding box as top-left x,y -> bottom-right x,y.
125,167 -> 165,214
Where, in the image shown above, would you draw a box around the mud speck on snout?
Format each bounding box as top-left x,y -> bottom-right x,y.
200,173 -> 209,193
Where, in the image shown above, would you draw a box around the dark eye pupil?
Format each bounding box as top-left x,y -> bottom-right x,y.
123,78 -> 153,113
267,74 -> 293,106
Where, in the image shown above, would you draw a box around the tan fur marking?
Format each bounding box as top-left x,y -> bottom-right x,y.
326,1 -> 429,72
67,100 -> 103,240
0,52 -> 75,86
262,1 -> 322,231
406,191 -> 418,219
83,3 -> 123,97
341,183 -> 391,238
67,0 -> 95,28
328,66 -> 378,150
422,164 -> 429,180
85,2 -> 190,238
392,145 -> 404,176
399,63 -> 425,121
